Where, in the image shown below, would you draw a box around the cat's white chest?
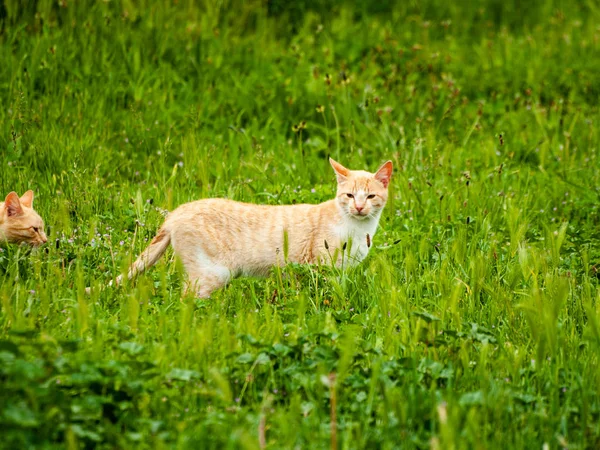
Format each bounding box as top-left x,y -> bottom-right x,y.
334,216 -> 380,265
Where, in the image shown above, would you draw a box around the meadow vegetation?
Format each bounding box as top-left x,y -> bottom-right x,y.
1,0 -> 600,448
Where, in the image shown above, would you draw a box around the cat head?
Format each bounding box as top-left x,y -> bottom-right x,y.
330,158 -> 393,220
0,191 -> 48,246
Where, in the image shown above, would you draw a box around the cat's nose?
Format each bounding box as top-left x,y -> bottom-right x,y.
355,205 -> 364,213
41,233 -> 48,243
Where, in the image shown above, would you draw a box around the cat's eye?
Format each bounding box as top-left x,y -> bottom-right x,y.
367,194 -> 376,199
346,193 -> 354,199
32,227 -> 39,233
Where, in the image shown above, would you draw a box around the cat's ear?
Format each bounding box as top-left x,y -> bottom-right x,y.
4,192 -> 23,217
329,158 -> 350,183
374,161 -> 393,188
20,190 -> 34,208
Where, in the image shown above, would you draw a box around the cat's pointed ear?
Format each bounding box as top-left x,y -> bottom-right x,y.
329,158 -> 350,183
20,190 -> 34,208
4,192 -> 23,217
374,161 -> 393,188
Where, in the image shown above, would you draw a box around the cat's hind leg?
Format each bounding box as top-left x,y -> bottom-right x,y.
184,274 -> 228,299
172,230 -> 232,298
180,251 -> 231,299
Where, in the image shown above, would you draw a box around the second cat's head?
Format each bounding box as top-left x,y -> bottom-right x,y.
330,158 -> 393,220
1,191 -> 47,246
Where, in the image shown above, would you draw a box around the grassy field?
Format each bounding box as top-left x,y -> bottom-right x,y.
1,0 -> 600,448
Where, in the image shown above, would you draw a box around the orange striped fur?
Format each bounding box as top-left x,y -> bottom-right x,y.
0,191 -> 47,246
108,158 -> 392,298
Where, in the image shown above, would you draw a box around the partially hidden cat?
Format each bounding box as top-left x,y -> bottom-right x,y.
95,158 -> 392,298
0,191 -> 47,246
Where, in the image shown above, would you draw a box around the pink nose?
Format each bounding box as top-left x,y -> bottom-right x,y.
356,205 -> 364,213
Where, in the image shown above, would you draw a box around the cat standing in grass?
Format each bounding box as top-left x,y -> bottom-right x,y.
98,158 -> 392,298
0,191 -> 47,246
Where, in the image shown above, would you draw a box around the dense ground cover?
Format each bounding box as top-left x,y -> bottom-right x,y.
1,0 -> 600,448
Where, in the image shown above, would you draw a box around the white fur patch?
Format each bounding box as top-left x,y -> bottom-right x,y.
171,233 -> 232,284
334,211 -> 381,266
196,247 -> 231,283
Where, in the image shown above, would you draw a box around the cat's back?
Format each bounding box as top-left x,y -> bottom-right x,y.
171,197 -> 319,216
166,197 -> 332,228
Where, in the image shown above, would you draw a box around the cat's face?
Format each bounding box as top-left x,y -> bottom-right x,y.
330,158 -> 393,220
0,191 -> 48,246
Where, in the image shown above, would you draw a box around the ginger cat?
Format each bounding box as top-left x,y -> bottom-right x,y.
0,191 -> 48,246
102,158 -> 392,298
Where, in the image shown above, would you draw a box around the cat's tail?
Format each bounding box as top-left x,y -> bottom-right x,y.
112,226 -> 171,287
85,226 -> 171,295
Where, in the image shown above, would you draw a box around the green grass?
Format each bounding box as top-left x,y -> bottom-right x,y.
1,0 -> 600,448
